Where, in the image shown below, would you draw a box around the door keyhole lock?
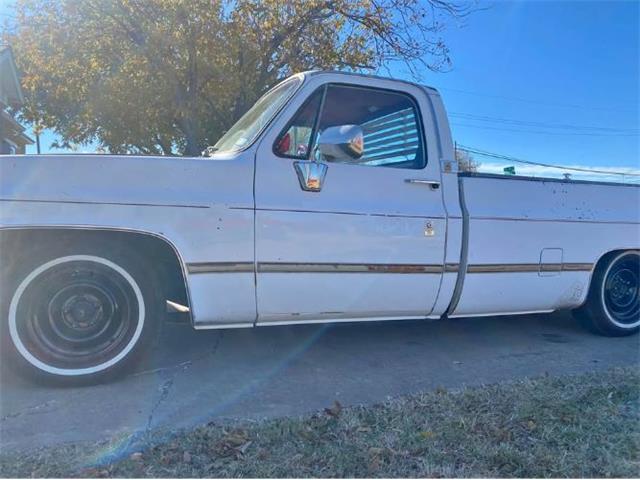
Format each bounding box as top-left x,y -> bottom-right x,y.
424,221 -> 435,237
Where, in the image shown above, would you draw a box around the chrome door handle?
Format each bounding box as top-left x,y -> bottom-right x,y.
405,179 -> 440,190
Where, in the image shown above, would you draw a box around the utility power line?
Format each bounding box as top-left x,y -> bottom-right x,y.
449,112 -> 638,133
434,85 -> 638,114
457,144 -> 640,177
450,122 -> 639,137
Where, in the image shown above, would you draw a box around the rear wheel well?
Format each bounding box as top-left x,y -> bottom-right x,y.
0,228 -> 191,317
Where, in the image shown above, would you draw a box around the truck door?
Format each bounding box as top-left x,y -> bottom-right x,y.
254,75 -> 447,324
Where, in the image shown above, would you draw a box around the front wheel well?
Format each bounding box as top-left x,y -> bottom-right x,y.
0,228 -> 191,318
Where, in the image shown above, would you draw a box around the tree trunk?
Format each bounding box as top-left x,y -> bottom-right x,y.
179,117 -> 200,156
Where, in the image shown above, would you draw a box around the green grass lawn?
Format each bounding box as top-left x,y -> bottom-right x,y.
1,367 -> 638,478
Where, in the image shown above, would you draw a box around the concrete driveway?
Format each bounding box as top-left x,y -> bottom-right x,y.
1,312 -> 638,452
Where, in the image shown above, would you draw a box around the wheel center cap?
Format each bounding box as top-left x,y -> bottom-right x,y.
608,270 -> 637,308
62,294 -> 104,329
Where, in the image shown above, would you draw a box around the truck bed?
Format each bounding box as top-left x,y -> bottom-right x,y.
448,172 -> 639,317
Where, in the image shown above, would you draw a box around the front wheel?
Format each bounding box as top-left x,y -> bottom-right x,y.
573,251 -> 640,336
2,245 -> 161,384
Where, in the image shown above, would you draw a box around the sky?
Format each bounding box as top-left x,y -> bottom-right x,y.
1,0 -> 639,179
411,0 -> 640,178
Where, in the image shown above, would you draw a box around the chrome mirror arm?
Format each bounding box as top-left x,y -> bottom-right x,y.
294,160 -> 328,192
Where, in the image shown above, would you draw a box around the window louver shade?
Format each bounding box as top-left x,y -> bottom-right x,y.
360,108 -> 420,166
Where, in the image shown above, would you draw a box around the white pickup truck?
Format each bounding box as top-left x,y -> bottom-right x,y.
1,71 -> 638,383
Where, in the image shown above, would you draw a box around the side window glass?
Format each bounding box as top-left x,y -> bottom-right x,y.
274,88 -> 323,159
314,85 -> 425,169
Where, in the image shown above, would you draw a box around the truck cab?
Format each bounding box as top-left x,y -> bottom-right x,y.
245,71 -> 455,325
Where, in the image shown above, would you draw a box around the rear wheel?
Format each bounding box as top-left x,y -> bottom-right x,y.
1,242 -> 161,384
574,251 -> 640,336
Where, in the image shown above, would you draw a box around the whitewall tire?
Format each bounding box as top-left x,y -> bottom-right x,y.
574,251 -> 640,336
1,244 -> 161,384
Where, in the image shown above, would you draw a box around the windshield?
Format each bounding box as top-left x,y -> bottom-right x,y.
213,77 -> 302,153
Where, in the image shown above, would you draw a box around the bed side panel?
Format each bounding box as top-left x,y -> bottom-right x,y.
452,175 -> 639,316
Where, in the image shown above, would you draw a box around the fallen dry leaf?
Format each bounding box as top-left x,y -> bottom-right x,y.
81,467 -> 109,478
298,428 -> 315,441
324,400 -> 343,417
368,447 -> 385,456
223,429 -> 250,446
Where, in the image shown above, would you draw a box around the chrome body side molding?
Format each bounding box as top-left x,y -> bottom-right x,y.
466,263 -> 593,273
185,261 -> 594,275
187,262 -> 254,274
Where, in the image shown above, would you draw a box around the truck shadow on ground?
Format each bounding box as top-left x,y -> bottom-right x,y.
1,311 -> 638,451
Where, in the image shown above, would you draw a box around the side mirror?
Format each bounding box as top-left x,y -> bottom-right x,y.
316,125 -> 364,162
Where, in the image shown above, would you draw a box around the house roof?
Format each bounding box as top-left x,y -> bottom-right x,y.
0,46 -> 26,108
0,109 -> 34,144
